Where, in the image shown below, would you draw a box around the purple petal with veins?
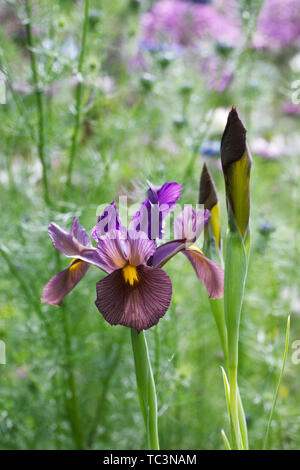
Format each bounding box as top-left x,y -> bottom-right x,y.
174,206 -> 210,243
150,239 -> 186,268
41,259 -> 90,306
132,181 -> 181,239
127,230 -> 157,266
48,219 -> 110,271
96,230 -> 129,272
95,265 -> 172,331
183,248 -> 224,299
154,181 -> 182,217
92,202 -> 121,242
70,216 -> 91,247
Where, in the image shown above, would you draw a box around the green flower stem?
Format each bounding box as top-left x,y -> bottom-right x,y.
237,388 -> 248,450
223,227 -> 249,450
66,0 -> 90,189
131,329 -> 159,450
209,298 -> 228,366
25,0 -> 50,206
228,367 -> 242,449
204,236 -> 248,449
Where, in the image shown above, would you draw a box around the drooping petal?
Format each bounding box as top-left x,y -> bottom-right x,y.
95,265 -> 172,331
150,239 -> 186,268
183,247 -> 224,299
92,202 -> 121,242
41,259 -> 90,306
174,206 -> 210,243
127,231 -> 156,266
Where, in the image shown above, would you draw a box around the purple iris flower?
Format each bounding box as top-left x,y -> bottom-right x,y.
41,182 -> 224,331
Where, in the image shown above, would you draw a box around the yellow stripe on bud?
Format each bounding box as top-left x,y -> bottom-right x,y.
210,202 -> 221,247
122,264 -> 139,286
226,150 -> 251,238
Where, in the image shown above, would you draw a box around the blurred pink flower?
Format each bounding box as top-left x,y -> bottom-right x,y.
16,367 -> 27,378
202,57 -> 233,93
254,0 -> 300,49
251,136 -> 284,160
282,102 -> 300,116
141,0 -> 241,47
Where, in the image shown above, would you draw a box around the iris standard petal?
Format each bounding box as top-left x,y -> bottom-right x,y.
41,259 -> 90,306
96,231 -> 129,271
95,265 -> 172,332
132,181 -> 182,239
183,247 -> 224,299
174,206 -> 210,243
154,181 -> 182,217
127,231 -> 156,266
131,198 -> 159,239
48,222 -> 83,257
92,202 -> 121,242
150,239 -> 186,268
70,216 -> 91,247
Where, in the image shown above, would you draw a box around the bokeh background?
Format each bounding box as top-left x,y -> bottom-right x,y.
0,0 -> 300,450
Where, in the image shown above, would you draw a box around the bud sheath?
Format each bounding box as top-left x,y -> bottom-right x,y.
221,107 -> 252,238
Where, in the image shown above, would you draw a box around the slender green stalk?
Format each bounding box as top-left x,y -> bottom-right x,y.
66,0 -> 90,189
154,325 -> 160,385
228,367 -> 242,449
224,229 -> 248,450
0,245 -> 43,320
87,333 -> 126,448
221,367 -> 235,449
54,251 -> 84,449
60,303 -> 85,449
221,430 -> 231,450
131,329 -> 159,450
263,316 -> 290,450
25,0 -> 50,205
200,163 -> 249,449
209,298 -> 228,366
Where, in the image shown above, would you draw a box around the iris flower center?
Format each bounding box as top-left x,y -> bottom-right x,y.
122,264 -> 139,286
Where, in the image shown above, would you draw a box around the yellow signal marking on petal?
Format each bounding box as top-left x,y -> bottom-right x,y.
122,264 -> 139,286
188,245 -> 204,255
210,203 -> 221,247
69,259 -> 82,273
